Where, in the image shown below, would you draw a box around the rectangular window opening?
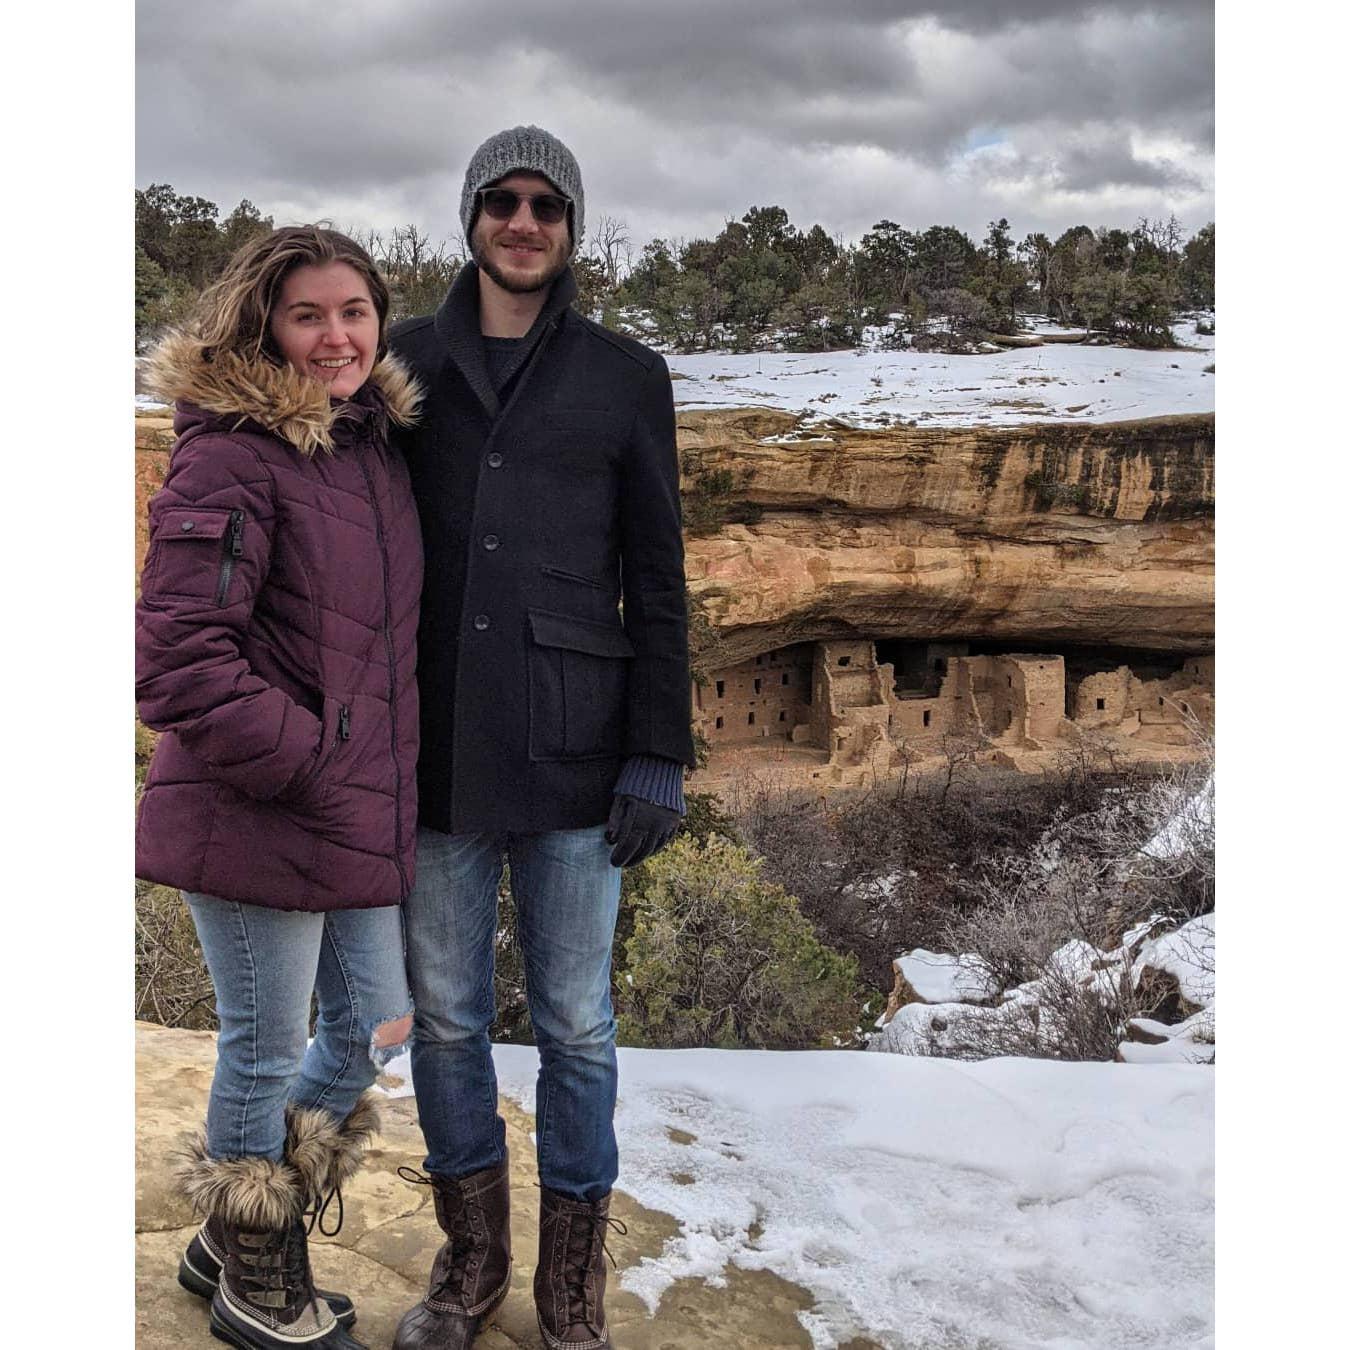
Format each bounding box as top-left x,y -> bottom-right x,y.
716,680 -> 725,698
923,710 -> 931,728
715,716 -> 724,730
838,656 -> 851,667
1096,698 -> 1106,711
748,712 -> 756,726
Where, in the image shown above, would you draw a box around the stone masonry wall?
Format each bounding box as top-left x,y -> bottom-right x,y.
693,643 -> 814,745
697,636 -> 1213,788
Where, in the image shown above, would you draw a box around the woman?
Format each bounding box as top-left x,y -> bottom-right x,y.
136,226 -> 423,1350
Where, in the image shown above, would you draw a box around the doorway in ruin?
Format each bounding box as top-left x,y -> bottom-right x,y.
874,640 -> 969,700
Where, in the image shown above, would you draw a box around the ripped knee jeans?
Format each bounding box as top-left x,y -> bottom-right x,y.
185,892 -> 412,1161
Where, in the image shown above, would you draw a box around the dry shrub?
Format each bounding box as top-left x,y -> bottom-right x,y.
135,880 -> 217,1029
134,716 -> 218,1028
922,734 -> 1214,1061
730,755 -> 1147,996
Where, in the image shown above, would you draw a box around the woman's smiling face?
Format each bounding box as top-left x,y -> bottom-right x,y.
269,261 -> 379,398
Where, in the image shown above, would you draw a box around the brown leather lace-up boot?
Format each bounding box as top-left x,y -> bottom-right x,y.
534,1186 -> 627,1350
393,1153 -> 513,1349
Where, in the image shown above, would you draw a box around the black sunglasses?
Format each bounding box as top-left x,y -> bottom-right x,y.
477,187 -> 571,226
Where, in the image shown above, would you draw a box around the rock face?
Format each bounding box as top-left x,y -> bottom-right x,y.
678,409 -> 1214,664
138,406 -> 1214,664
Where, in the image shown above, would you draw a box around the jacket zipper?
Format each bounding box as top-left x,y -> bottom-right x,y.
354,451 -> 410,898
215,509 -> 245,606
307,701 -> 350,789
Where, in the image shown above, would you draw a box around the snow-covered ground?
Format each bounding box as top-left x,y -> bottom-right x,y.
668,318 -> 1215,430
379,1045 -> 1213,1349
135,318 -> 1214,428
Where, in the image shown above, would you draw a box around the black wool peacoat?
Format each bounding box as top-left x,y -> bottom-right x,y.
390,264 -> 696,835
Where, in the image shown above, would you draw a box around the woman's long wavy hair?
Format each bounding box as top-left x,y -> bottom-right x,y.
192,225 -> 392,367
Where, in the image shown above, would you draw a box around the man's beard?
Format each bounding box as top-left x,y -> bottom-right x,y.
473,242 -> 570,295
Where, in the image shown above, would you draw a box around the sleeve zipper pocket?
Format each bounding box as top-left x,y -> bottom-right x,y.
214,510 -> 246,606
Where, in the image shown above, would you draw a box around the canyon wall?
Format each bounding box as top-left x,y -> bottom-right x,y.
677,409 -> 1214,666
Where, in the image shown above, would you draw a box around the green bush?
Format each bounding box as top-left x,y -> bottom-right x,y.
1024,469 -> 1089,512
616,833 -> 863,1050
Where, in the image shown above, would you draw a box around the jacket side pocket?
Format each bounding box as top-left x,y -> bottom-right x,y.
276,696 -> 351,806
141,506 -> 243,606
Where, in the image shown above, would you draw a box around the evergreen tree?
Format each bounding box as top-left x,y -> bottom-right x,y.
1181,222 -> 1215,309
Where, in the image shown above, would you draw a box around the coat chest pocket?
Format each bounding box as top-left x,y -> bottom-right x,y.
526,608 -> 635,761
142,506 -> 245,605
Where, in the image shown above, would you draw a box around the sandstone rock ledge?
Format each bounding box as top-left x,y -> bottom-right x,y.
136,1022 -> 842,1350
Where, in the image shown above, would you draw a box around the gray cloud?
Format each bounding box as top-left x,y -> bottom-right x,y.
136,1 -> 1213,249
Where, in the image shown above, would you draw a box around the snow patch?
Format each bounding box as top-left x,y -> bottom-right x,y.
895,948 -> 997,1004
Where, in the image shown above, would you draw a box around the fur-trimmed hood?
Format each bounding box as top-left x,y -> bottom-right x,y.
145,329 -> 422,457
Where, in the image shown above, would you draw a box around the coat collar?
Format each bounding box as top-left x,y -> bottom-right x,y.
145,330 -> 423,457
433,263 -> 578,420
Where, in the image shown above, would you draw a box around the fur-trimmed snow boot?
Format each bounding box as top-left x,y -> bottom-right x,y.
174,1096 -> 383,1348
178,1213 -> 357,1328
392,1153 -> 512,1349
534,1186 -> 627,1349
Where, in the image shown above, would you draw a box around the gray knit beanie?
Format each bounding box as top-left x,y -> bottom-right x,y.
460,126 -> 585,255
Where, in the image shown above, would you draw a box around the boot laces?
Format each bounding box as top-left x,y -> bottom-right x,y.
561,1209 -> 627,1326
237,1219 -> 319,1317
304,1182 -> 345,1238
399,1166 -> 478,1301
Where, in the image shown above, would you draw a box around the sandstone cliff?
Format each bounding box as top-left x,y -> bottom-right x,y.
677,409 -> 1214,664
136,404 -> 1215,665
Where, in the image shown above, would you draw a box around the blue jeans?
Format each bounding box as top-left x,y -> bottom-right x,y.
185,893 -> 413,1160
405,825 -> 622,1202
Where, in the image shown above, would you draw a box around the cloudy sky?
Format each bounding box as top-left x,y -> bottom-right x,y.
136,0 -> 1213,255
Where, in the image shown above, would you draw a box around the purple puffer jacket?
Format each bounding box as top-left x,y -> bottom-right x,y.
135,333 -> 424,911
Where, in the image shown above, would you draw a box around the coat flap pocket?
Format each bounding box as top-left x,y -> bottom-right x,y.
528,608 -> 635,658
156,507 -> 232,541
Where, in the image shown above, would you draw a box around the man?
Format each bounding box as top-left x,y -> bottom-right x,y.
389,126 -> 695,1350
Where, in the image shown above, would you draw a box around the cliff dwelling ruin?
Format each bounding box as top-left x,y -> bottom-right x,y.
691,639 -> 1214,790
677,405 -> 1216,795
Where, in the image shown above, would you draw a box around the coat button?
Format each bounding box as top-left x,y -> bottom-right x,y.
486,452 -> 504,469
482,534 -> 500,551
473,614 -> 490,631
180,520 -> 195,532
